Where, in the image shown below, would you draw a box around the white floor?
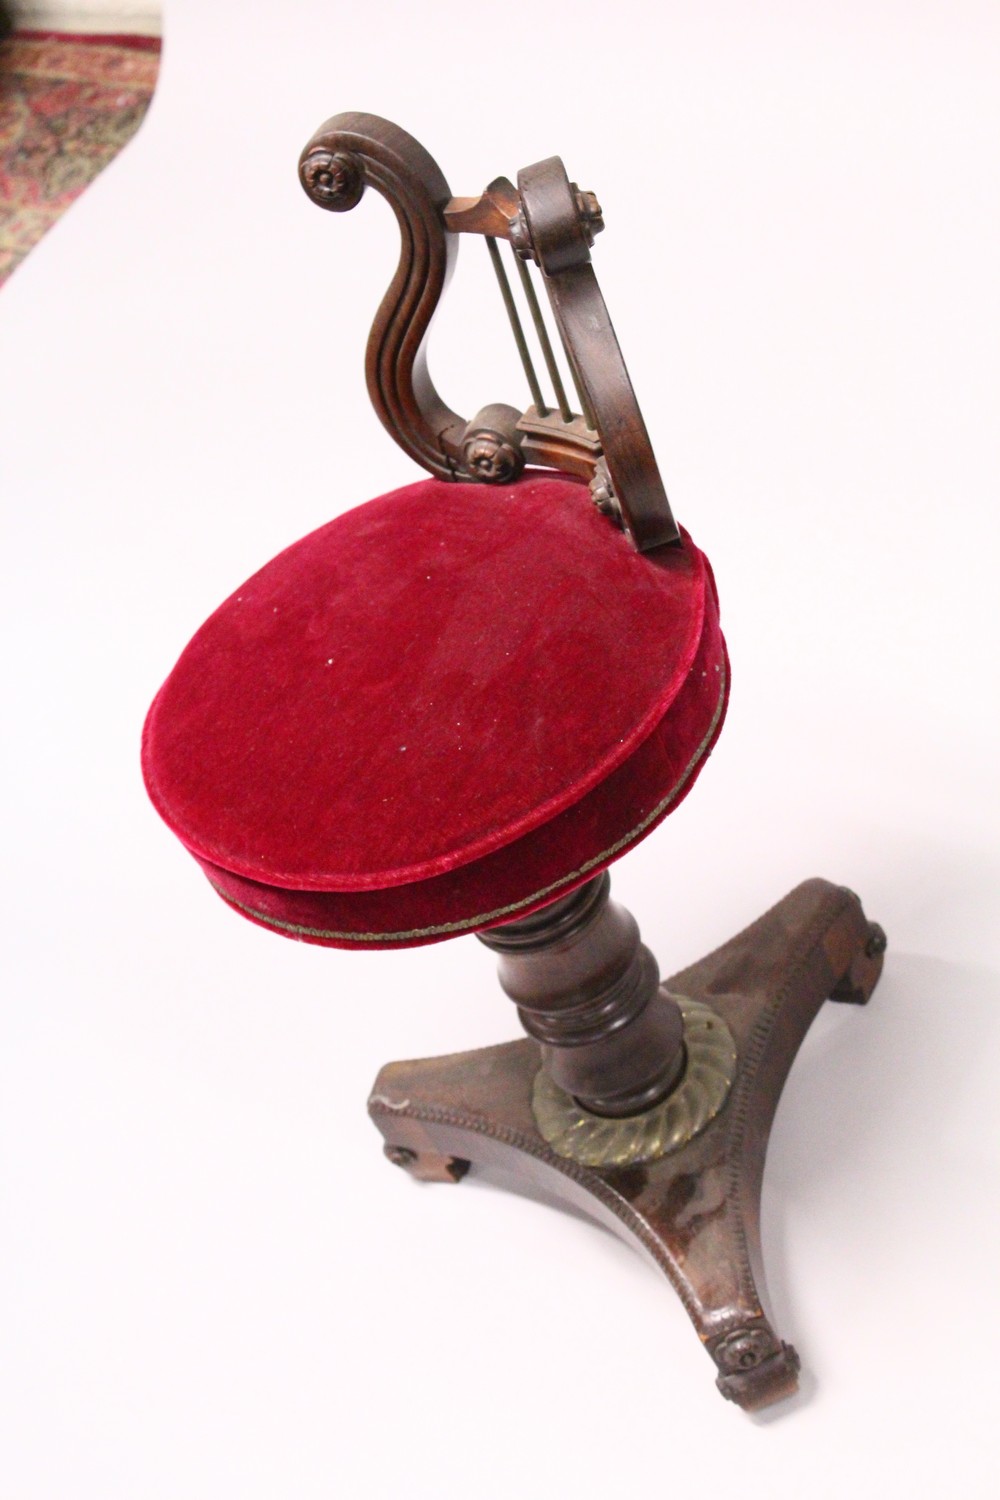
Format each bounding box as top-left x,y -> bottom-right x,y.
2,2 -> 998,1496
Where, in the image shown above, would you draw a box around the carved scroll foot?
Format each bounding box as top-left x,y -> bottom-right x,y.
368,878 -> 884,1410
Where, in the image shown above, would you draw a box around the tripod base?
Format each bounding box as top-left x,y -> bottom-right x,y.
369,878 -> 885,1410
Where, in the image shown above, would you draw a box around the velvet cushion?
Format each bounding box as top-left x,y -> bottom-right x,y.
143,473 -> 728,948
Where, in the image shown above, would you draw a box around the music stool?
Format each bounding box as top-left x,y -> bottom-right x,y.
142,112 -> 886,1410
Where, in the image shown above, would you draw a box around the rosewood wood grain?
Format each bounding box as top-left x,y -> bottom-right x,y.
369,877 -> 885,1410
479,873 -> 686,1118
299,111 -> 466,480
514,156 -> 679,551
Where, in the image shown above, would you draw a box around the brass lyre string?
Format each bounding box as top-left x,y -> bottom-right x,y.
485,237 -> 548,416
512,252 -> 573,423
556,326 -> 598,434
487,235 -> 598,435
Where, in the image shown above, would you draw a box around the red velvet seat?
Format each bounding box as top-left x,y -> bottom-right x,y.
142,473 -> 728,947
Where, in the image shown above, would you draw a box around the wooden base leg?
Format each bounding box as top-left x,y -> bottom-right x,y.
368,877 -> 885,1411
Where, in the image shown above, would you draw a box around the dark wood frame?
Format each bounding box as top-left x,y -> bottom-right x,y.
299,111 -> 679,551
371,876 -> 884,1411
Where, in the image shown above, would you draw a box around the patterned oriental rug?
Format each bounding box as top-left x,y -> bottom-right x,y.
0,31 -> 160,286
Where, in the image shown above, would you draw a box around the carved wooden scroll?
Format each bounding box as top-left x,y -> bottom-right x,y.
299,111 -> 679,553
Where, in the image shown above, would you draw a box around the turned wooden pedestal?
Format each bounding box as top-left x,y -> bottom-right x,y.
369,875 -> 885,1411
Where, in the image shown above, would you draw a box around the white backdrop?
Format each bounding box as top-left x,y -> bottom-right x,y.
2,2 -> 998,1495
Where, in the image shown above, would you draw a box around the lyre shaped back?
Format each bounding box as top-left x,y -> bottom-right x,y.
299,112 -> 679,553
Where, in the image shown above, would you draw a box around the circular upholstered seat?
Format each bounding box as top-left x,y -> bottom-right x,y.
142,473 -> 728,947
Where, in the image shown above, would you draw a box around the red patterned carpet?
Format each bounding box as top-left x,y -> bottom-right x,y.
0,30 -> 160,286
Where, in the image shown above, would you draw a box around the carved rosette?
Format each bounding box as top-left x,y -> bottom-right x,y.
590,456 -> 623,529
462,431 -> 522,484
299,149 -> 365,213
572,184 -> 604,244
714,1327 -> 779,1374
459,404 -> 526,484
712,1326 -> 801,1407
508,209 -> 534,263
